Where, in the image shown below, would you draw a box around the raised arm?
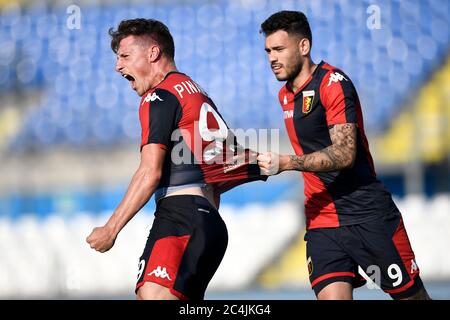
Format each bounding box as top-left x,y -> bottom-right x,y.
86,144 -> 165,252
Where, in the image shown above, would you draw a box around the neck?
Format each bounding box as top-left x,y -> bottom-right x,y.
148,59 -> 178,89
289,58 -> 317,92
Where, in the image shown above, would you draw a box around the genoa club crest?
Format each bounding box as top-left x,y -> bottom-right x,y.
302,90 -> 315,114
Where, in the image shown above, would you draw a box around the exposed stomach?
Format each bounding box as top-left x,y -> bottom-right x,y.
161,184 -> 218,209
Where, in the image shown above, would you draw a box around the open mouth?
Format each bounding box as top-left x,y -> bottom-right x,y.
122,73 -> 137,90
122,73 -> 135,82
272,64 -> 282,71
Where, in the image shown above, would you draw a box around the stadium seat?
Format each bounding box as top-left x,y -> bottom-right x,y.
3,0 -> 449,150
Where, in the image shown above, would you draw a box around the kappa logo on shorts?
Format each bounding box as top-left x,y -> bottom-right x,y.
148,266 -> 172,280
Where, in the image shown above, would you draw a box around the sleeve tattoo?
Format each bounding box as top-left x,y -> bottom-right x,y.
287,123 -> 357,172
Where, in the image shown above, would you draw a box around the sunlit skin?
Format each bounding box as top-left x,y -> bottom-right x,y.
115,35 -> 175,96
264,30 -> 316,92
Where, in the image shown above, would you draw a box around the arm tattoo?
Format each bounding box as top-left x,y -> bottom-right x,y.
287,123 -> 357,172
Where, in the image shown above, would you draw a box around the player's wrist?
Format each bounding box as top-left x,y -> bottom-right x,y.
105,219 -> 120,238
278,154 -> 290,172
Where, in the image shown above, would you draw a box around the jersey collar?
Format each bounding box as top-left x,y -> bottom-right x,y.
285,60 -> 324,95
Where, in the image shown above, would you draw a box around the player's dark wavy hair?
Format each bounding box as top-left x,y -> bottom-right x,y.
260,11 -> 312,47
109,18 -> 175,59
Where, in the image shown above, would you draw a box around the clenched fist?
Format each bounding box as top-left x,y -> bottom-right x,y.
257,152 -> 292,176
86,225 -> 117,253
257,152 -> 281,176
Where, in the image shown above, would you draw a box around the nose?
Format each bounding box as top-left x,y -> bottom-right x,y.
268,52 -> 277,64
115,59 -> 123,73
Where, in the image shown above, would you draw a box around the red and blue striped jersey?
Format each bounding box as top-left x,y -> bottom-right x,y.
139,71 -> 266,199
279,61 -> 398,229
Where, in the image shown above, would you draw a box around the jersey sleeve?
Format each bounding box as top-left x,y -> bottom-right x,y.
139,89 -> 182,150
320,70 -> 358,126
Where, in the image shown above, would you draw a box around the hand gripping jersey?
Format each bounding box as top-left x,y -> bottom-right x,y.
279,61 -> 398,229
139,71 -> 266,200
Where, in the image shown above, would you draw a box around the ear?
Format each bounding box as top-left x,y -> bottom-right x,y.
298,38 -> 311,56
148,44 -> 161,62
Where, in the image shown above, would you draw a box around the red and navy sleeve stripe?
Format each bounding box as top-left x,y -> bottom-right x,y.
139,89 -> 182,151
319,69 -> 358,126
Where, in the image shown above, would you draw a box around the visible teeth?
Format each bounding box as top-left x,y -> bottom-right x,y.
122,74 -> 134,81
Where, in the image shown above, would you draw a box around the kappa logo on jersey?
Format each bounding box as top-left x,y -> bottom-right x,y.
148,266 -> 172,280
284,110 -> 294,119
283,95 -> 288,105
142,92 -> 163,104
327,72 -> 347,87
302,90 -> 315,114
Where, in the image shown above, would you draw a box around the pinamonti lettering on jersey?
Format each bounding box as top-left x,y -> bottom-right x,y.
173,80 -> 208,99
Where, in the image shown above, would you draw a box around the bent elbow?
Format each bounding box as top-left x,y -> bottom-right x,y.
150,172 -> 162,185
139,168 -> 162,187
148,170 -> 162,185
345,153 -> 356,169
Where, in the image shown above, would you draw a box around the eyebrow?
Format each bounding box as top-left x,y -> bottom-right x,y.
117,51 -> 130,57
265,45 -> 285,52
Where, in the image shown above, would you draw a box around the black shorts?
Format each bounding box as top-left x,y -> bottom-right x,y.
305,211 -> 424,299
135,195 -> 228,300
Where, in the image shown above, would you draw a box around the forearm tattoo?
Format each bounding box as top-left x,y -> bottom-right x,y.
288,123 -> 357,172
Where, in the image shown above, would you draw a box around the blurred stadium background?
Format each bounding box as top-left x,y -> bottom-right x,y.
0,0 -> 449,299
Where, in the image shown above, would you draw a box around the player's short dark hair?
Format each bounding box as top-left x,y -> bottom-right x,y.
260,11 -> 312,47
109,18 -> 175,59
